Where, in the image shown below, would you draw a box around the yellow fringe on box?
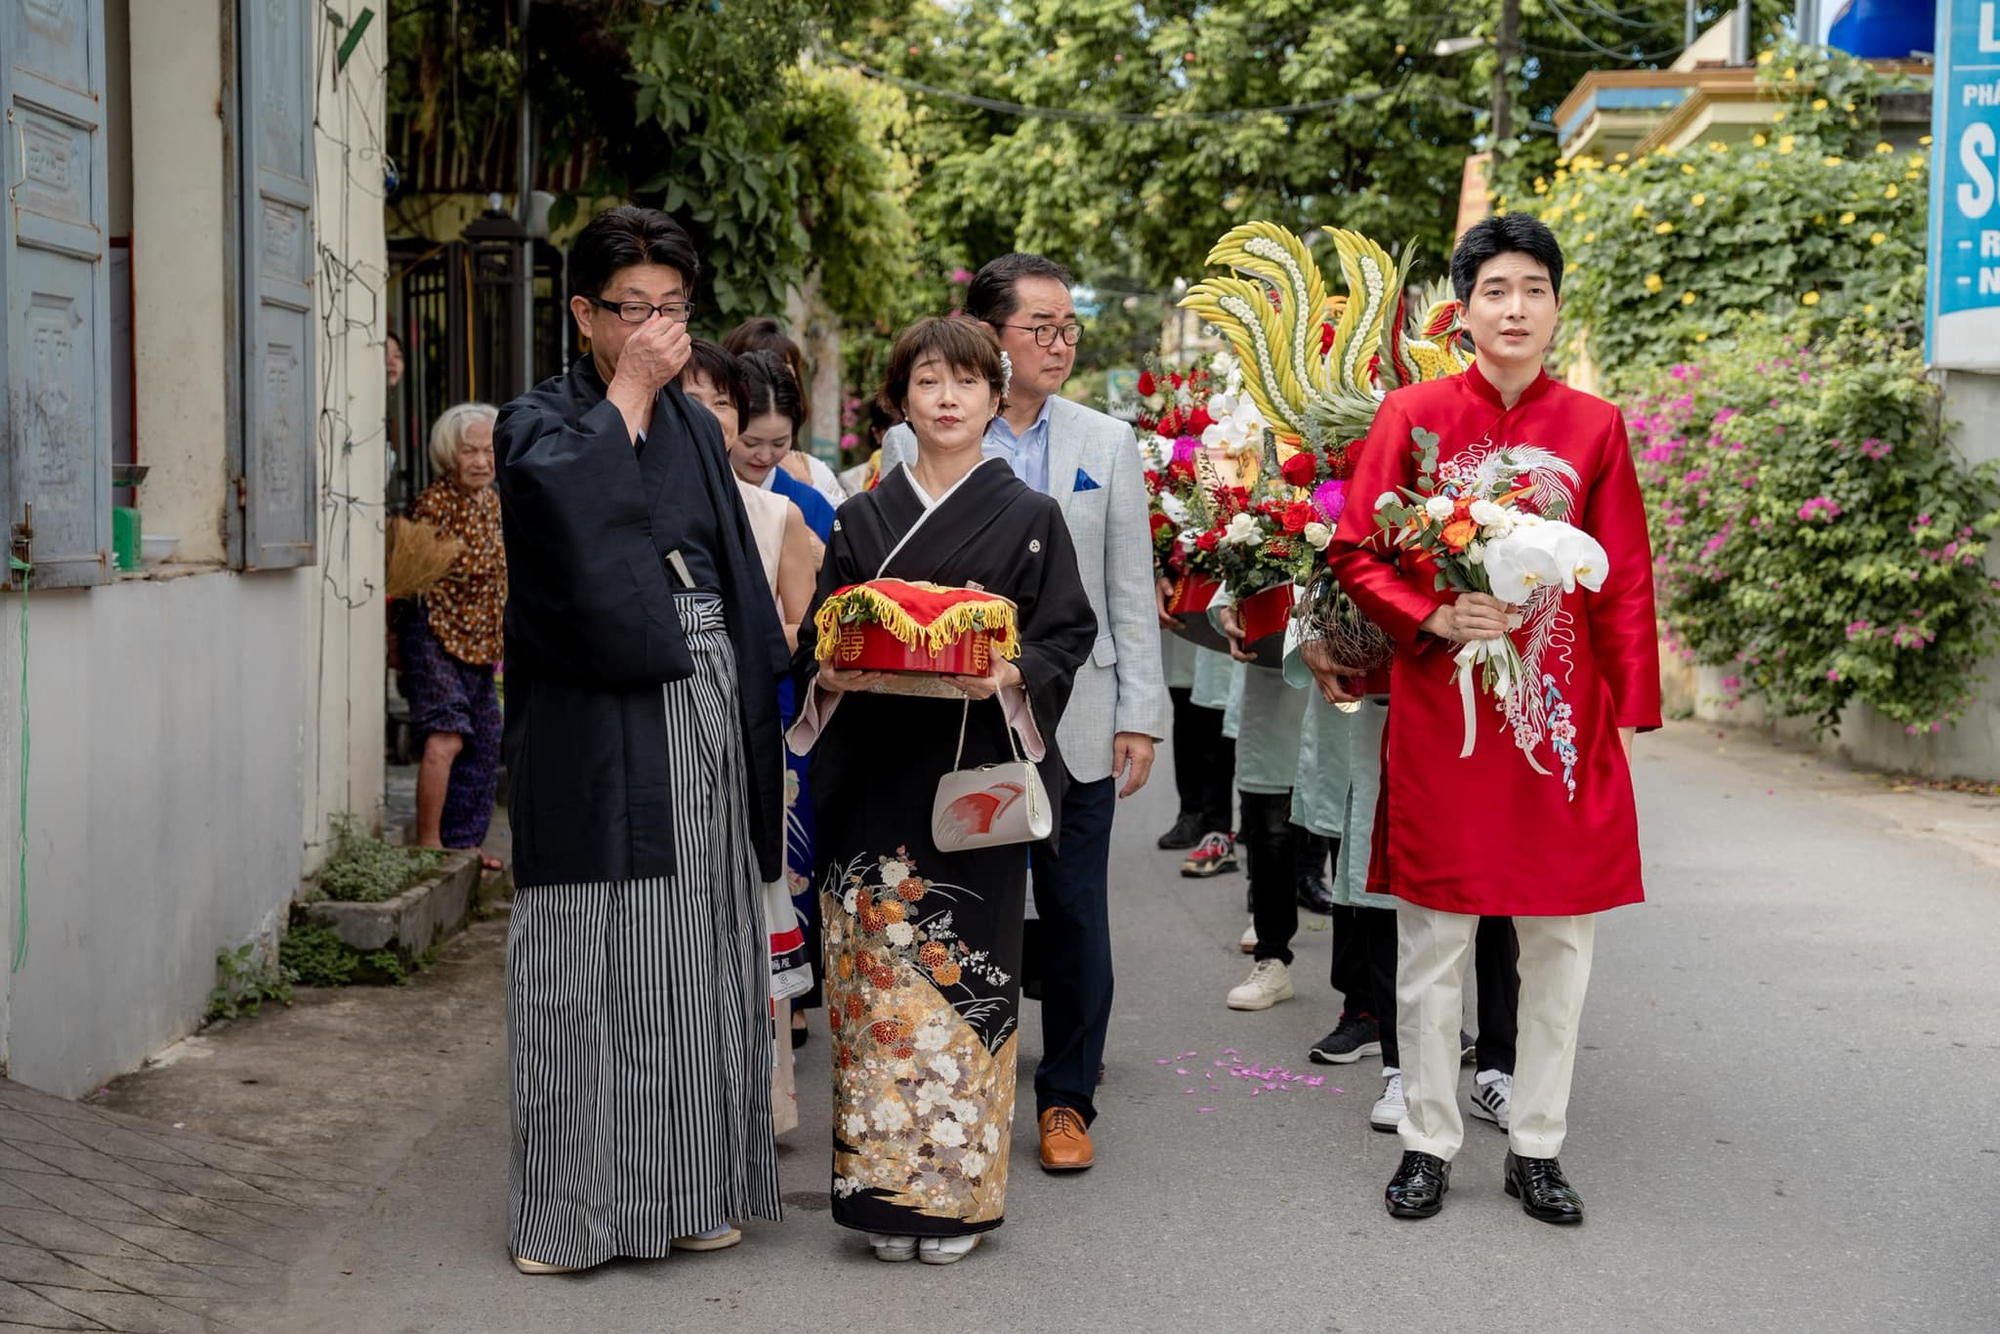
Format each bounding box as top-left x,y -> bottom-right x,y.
813,583 -> 1022,662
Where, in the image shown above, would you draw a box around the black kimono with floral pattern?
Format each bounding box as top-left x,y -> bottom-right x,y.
791,459 -> 1095,1237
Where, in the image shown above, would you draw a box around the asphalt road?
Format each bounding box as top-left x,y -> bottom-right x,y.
253,723 -> 2000,1334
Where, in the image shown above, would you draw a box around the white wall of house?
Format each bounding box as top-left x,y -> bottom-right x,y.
0,0 -> 386,1096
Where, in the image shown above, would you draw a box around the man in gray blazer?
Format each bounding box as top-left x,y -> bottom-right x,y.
881,254 -> 1167,1172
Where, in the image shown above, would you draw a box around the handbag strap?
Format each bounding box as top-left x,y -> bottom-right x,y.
950,696 -> 1025,770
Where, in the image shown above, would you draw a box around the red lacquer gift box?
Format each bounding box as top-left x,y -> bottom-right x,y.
813,580 -> 1022,678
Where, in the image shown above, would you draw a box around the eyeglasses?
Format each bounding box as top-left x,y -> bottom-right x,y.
591,295 -> 695,325
1000,321 -> 1083,348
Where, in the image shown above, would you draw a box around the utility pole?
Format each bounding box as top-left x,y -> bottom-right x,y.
1492,0 -> 1520,146
1685,0 -> 1698,48
515,0 -> 536,391
1731,0 -> 1753,65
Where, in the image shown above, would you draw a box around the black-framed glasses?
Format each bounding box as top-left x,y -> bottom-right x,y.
591,295 -> 695,325
1001,321 -> 1083,347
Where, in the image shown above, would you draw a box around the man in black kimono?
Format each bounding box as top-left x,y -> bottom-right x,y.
492,206 -> 789,1273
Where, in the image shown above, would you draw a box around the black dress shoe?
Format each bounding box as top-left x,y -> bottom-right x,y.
1157,812 -> 1205,850
1384,1150 -> 1450,1219
1296,871 -> 1335,915
1503,1151 -> 1584,1224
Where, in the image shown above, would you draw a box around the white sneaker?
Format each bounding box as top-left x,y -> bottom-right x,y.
869,1233 -> 918,1263
918,1234 -> 981,1265
1469,1069 -> 1512,1131
1238,918 -> 1258,953
1226,958 -> 1294,1011
1369,1067 -> 1406,1133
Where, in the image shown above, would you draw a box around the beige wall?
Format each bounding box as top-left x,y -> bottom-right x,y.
303,5 -> 390,864
127,0 -> 230,565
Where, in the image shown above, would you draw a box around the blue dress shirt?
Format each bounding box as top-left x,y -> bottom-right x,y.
984,397 -> 1055,496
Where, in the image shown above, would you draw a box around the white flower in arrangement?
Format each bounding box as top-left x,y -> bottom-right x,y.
1482,535 -> 1564,605
878,860 -> 909,886
1303,522 -> 1332,550
870,1098 -> 913,1132
1468,498 -> 1512,531
1222,512 -> 1264,546
927,1053 -> 962,1085
1518,521 -> 1609,593
1423,494 -> 1455,522
1466,541 -> 1487,565
1212,350 -> 1239,384
1201,391 -> 1268,458
885,922 -> 915,947
914,1080 -> 953,1117
929,1117 -> 968,1148
843,1112 -> 868,1139
1160,492 -> 1191,526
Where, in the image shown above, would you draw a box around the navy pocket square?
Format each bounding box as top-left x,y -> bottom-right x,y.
1073,469 -> 1101,492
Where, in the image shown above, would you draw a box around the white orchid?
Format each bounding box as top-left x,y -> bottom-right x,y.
1303,521 -> 1332,550
1160,492 -> 1191,526
1200,390 -> 1268,459
1221,512 -> 1264,546
1482,534 -> 1564,604
1500,520 -> 1608,594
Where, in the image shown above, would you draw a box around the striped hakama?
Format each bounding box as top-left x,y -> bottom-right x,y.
506,593 -> 782,1268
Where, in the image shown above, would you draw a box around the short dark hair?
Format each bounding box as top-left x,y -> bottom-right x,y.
965,253 -> 1074,326
878,316 -> 1008,419
741,349 -> 804,432
722,318 -> 805,387
681,339 -> 748,423
568,206 -> 701,302
866,398 -> 899,445
1450,214 -> 1565,304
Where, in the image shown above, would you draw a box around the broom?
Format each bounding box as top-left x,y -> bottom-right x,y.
385,517 -> 464,601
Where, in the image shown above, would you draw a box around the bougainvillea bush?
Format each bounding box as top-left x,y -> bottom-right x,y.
1628,322 -> 2000,734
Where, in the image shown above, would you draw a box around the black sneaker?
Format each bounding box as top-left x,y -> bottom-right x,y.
1308,1012 -> 1381,1065
1157,812 -> 1205,850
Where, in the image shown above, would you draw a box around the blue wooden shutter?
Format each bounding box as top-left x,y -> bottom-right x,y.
1,0 -> 112,590
232,0 -> 314,570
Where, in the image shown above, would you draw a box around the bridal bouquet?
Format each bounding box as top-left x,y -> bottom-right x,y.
1371,426 -> 1609,782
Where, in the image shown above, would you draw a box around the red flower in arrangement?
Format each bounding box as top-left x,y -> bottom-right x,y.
1279,451 -> 1318,488
1440,519 -> 1478,552
1184,405 -> 1214,435
1137,371 -> 1157,397
1150,512 -> 1173,539
1169,372 -> 1185,390
1144,469 -> 1163,496
1195,528 -> 1222,553
1156,408 -> 1181,438
1320,321 -> 1337,356
1166,458 -> 1196,486
1282,500 -> 1315,534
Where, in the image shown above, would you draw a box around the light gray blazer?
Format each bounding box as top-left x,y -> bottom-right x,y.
881,397 -> 1167,783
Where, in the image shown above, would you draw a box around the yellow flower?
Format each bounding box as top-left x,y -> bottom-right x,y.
1839,211 -> 1856,224
1573,211 -> 1588,223
1778,135 -> 1796,155
1757,49 -> 1774,66
1709,140 -> 1729,153
1614,152 -> 1629,163
1772,110 -> 1787,123
1691,193 -> 1706,207
1812,98 -> 1827,111
1884,183 -> 1899,199
1870,232 -> 1886,246
1644,273 -> 1664,294
1752,133 -> 1768,147
1876,142 -> 1894,154
1694,331 -> 1709,343
1823,156 -> 1842,167
1843,102 -> 1855,112
1801,291 -> 1820,306
1533,176 -> 1548,195
1583,231 -> 1596,243
1681,163 -> 1696,176
1656,221 -> 1675,235
1919,135 -> 1933,146
1905,169 -> 1921,181
1782,66 -> 1796,81
1608,163 -> 1623,174
1681,290 -> 1697,306
1554,168 -> 1569,183
1632,202 -> 1649,218
1863,303 -> 1877,315
1484,188 -> 1498,201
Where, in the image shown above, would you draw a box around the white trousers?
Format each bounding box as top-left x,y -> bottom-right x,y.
1395,904 -> 1596,1161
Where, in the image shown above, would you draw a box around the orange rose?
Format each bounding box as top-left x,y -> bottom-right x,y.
1440,518 -> 1478,551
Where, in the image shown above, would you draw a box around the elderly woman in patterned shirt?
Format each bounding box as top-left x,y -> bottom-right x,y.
400,402 -> 508,869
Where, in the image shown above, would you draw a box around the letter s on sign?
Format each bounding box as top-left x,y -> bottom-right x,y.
1962,122 -> 1998,220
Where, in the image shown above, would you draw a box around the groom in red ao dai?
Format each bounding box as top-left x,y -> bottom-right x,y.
1326,215 -> 1660,1224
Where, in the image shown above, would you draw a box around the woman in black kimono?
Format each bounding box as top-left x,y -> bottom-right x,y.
788,317 -> 1096,1266
492,207 -> 789,1274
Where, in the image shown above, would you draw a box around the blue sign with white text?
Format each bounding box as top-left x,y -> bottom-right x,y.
1928,1 -> 2000,369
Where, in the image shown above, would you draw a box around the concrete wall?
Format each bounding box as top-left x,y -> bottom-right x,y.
302,9 -> 388,865
0,575 -> 306,1096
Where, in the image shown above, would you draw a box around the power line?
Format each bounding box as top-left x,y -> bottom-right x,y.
1570,0 -> 1682,29
840,58 -> 1555,132
1541,0 -> 1691,60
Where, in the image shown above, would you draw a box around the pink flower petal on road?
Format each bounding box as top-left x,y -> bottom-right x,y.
1197,1108 -> 1216,1113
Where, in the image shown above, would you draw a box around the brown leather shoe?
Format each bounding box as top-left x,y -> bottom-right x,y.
1037,1107 -> 1094,1172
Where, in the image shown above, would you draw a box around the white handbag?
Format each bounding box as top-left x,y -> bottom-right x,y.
930,698 -> 1052,852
